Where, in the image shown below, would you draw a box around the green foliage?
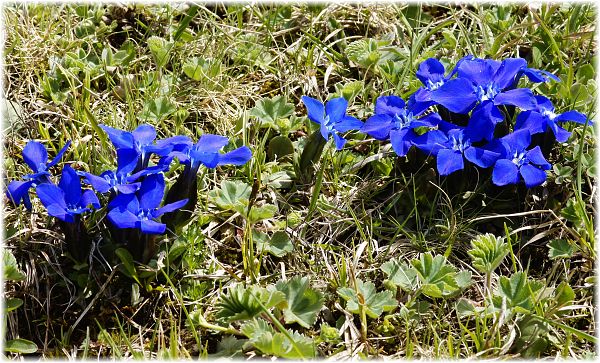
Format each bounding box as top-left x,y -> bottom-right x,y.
241,318 -> 316,359
254,230 -> 294,257
493,272 -> 544,313
250,95 -> 294,129
147,36 -> 173,68
183,57 -> 222,83
337,279 -> 398,319
468,234 -> 509,274
381,258 -> 418,292
411,253 -> 472,298
216,284 -> 286,323
547,239 -> 577,259
209,180 -> 252,211
4,338 -> 38,354
3,249 -> 25,281
140,97 -> 177,123
275,276 -> 324,328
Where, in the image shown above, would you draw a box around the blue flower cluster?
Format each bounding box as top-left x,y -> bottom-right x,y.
302,56 -> 591,188
6,125 -> 252,260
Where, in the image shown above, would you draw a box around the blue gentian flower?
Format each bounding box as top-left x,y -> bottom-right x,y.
515,95 -> 591,143
100,124 -> 189,170
107,173 -> 188,234
35,165 -> 100,223
431,57 -> 537,114
414,123 -> 499,176
6,140 -> 71,209
361,95 -> 440,156
166,134 -> 252,175
490,129 -> 551,188
412,55 -> 474,105
301,96 -> 363,150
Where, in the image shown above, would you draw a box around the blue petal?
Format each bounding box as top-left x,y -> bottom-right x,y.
139,219 -> 166,234
108,192 -> 139,212
493,58 -> 527,90
437,120 -> 463,133
548,122 -> 572,143
389,129 -> 412,156
525,146 -> 551,169
493,88 -> 536,110
132,124 -> 157,145
23,141 -> 48,172
430,79 -> 477,114
555,110 -> 590,125
100,124 -> 135,149
361,114 -> 393,140
6,180 -> 34,207
191,150 -> 219,169
448,54 -> 475,78
335,116 -> 363,133
436,149 -> 464,176
116,148 -> 140,176
320,122 -> 331,141
138,173 -> 165,210
82,172 -> 112,193
195,134 -> 229,153
115,183 -> 141,194
457,58 -> 499,86
533,95 -> 554,113
217,146 -> 252,166
374,95 -> 405,116
514,111 -> 547,135
464,147 -> 499,168
59,165 -> 82,207
325,97 -> 348,123
332,133 -> 346,150
45,203 -> 73,223
407,94 -> 435,116
521,68 -> 561,83
465,101 -> 503,142
413,130 -> 449,155
301,96 -> 325,124
154,198 -> 190,217
492,160 -> 520,186
47,140 -> 72,168
413,113 -> 441,128
108,208 -> 139,229
520,164 -> 547,188
501,129 -> 531,152
416,58 -> 446,85
36,183 -> 67,211
413,88 -> 432,103
155,135 -> 193,152
80,189 -> 100,209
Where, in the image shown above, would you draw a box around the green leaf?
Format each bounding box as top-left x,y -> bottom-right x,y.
209,180 -> 251,211
411,253 -> 460,298
255,230 -> 294,257
381,258 -> 418,292
210,336 -> 247,358
334,80 -> 364,102
468,233 -> 509,274
140,97 -> 177,123
115,248 -> 141,285
3,249 -> 25,281
275,277 -> 323,328
495,272 -> 541,312
250,95 -> 294,127
5,298 -> 23,312
553,281 -> 575,308
267,135 -> 294,161
216,284 -> 287,323
547,239 -> 576,259
239,204 -> 278,224
147,36 -> 173,68
183,57 -> 222,82
337,279 -> 397,319
241,319 -> 316,359
5,338 -> 38,354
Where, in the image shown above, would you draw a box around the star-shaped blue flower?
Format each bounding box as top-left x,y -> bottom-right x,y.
35,165 -> 100,223
490,129 -> 551,188
107,173 -> 188,234
361,95 -> 440,156
515,95 -> 591,142
6,140 -> 71,209
301,96 -> 363,150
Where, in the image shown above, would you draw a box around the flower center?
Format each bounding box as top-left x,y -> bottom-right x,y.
426,79 -> 444,91
138,209 -> 152,221
450,132 -> 470,153
511,150 -> 528,167
393,111 -> 414,130
541,109 -> 557,120
475,83 -> 499,102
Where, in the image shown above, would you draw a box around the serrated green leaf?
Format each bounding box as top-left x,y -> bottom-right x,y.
495,272 -> 543,312
209,180 -> 251,211
411,253 -> 460,298
250,95 -> 294,126
140,97 -> 177,123
547,239 -> 576,259
242,204 -> 278,223
183,57 -> 221,82
210,336 -> 247,358
147,36 -> 173,68
381,259 -> 418,292
337,279 -> 397,319
468,233 -> 509,274
216,284 -> 286,323
275,276 -> 323,328
3,249 -> 25,281
256,230 -> 293,257
241,318 -> 316,359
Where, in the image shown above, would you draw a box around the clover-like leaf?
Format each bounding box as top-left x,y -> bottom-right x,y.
241,318 -> 316,359
275,276 -> 324,328
337,279 -> 397,319
494,272 -> 543,313
255,230 -> 294,257
216,284 -> 287,323
411,253 -> 460,298
381,258 -> 418,292
468,233 -> 509,274
250,95 -> 294,127
209,180 -> 251,211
